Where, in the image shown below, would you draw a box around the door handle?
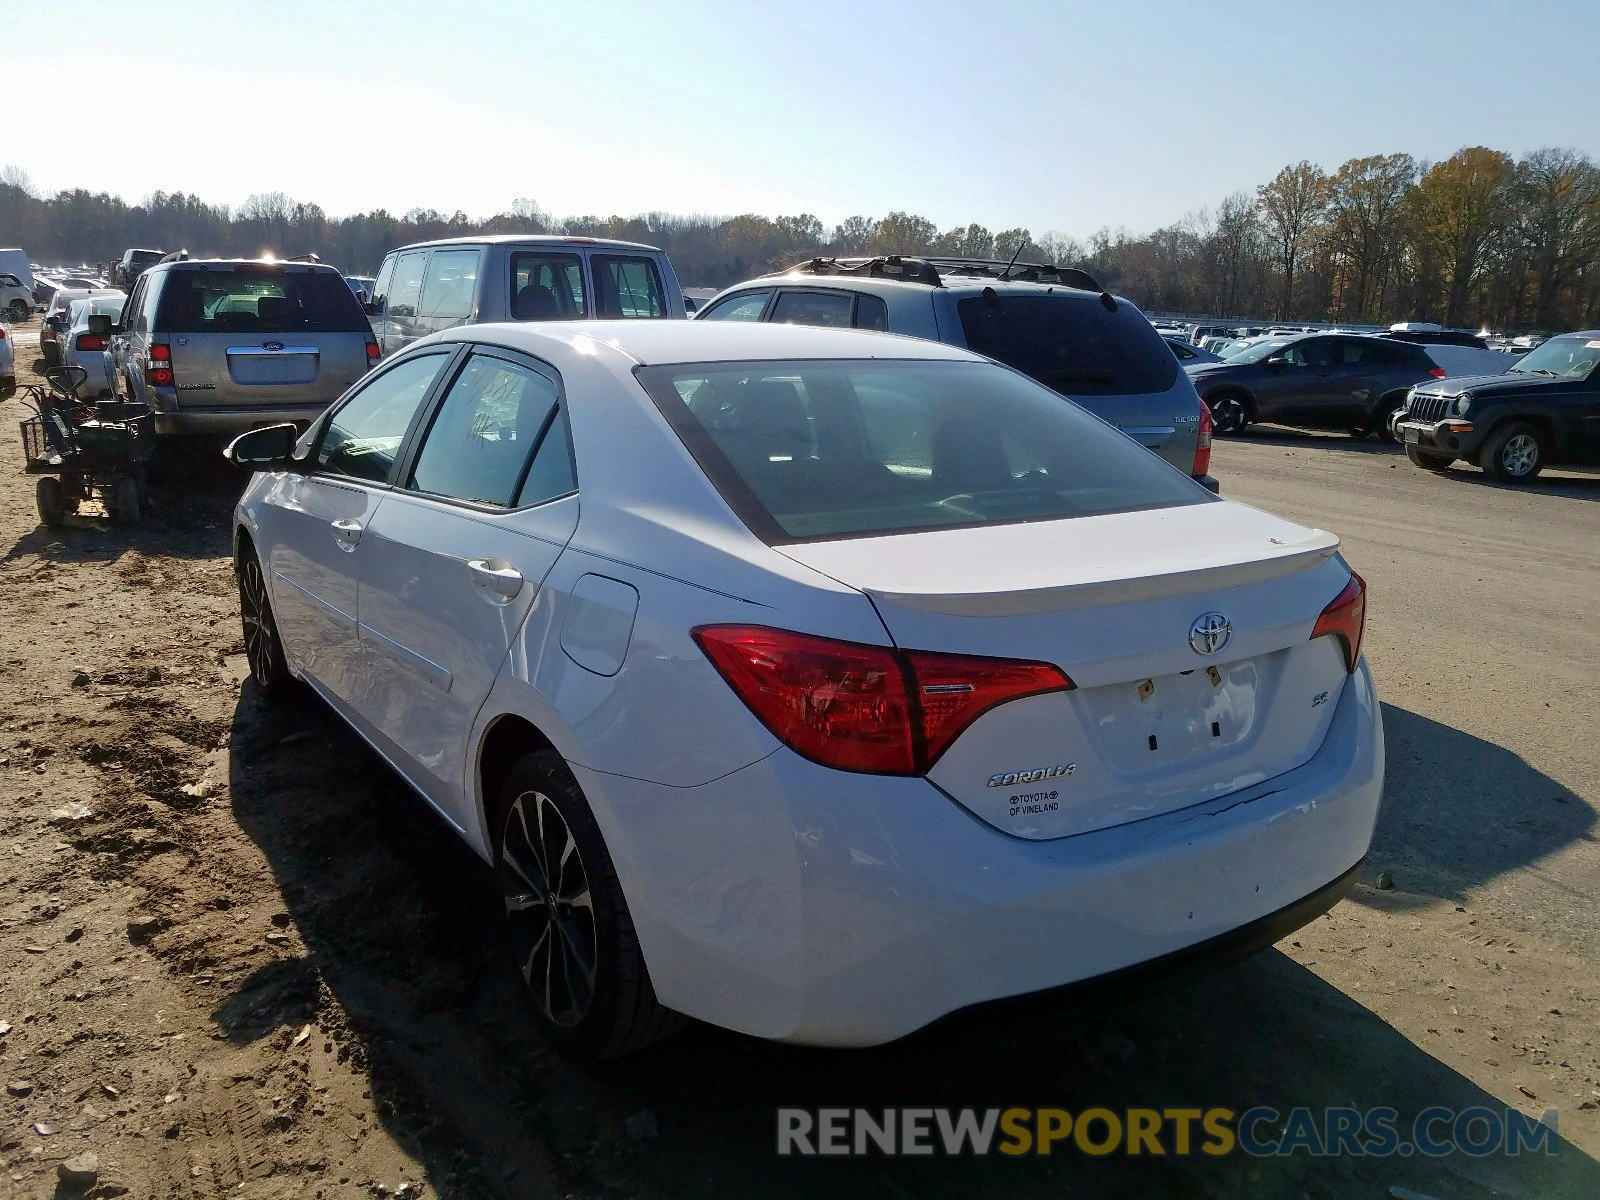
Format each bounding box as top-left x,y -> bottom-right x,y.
468,558 -> 523,600
331,518 -> 364,552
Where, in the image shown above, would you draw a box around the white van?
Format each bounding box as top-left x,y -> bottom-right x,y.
0,250 -> 33,295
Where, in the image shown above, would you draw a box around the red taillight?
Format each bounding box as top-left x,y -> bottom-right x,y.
1428,367 -> 1448,378
1311,572 -> 1366,673
692,625 -> 1072,775
75,333 -> 106,352
147,342 -> 174,386
365,340 -> 380,361
1192,398 -> 1213,478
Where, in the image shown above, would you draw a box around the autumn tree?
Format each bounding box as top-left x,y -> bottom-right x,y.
1256,162 -> 1330,319
1412,147 -> 1514,325
1511,148 -> 1600,329
1326,153 -> 1417,321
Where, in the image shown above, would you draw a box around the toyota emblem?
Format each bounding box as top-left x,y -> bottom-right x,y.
1188,612 -> 1232,656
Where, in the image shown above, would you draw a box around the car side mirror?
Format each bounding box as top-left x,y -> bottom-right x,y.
87,314 -> 114,336
225,423 -> 299,471
363,300 -> 380,316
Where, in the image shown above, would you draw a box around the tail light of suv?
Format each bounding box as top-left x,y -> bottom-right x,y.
146,343 -> 174,387
692,625 -> 1073,775
1428,367 -> 1448,378
1311,572 -> 1366,673
75,332 -> 106,352
1192,398 -> 1213,478
365,339 -> 380,364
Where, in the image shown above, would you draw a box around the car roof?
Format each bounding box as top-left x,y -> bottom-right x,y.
428,318 -> 985,367
392,234 -> 663,253
749,269 -> 1119,303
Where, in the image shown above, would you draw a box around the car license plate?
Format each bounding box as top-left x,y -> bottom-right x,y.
1404,425 -> 1420,444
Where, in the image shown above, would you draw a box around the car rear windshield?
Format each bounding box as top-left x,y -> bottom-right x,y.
129,251 -> 163,267
956,293 -> 1179,396
154,267 -> 369,334
637,359 -> 1208,543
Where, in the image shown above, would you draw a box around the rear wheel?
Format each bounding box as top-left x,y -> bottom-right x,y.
1206,391 -> 1250,436
1370,394 -> 1409,443
41,342 -> 60,368
109,476 -> 141,525
494,749 -> 682,1059
1405,446 -> 1454,472
237,545 -> 292,697
1479,421 -> 1544,484
6,299 -> 27,322
35,477 -> 70,527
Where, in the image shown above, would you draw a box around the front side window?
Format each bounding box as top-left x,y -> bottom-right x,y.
699,290 -> 771,322
419,249 -> 480,320
637,359 -> 1208,543
592,254 -> 666,318
153,267 -> 369,333
409,355 -> 559,506
510,252 -> 586,320
369,254 -> 396,313
770,290 -> 854,328
387,252 -> 428,319
315,352 -> 450,482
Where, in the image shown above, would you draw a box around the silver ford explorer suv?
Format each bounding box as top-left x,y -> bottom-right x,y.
367,235 -> 686,357
696,256 -> 1215,488
113,256 -> 377,436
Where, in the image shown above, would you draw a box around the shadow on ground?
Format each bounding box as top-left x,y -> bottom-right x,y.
1366,704 -> 1596,909
223,687 -> 1600,1199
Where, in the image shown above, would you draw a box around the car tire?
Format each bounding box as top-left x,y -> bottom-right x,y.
1479,421 -> 1545,484
1370,394 -> 1410,443
493,748 -> 683,1060
236,542 -> 293,698
6,299 -> 27,322
41,343 -> 60,368
1405,446 -> 1454,472
1206,391 -> 1251,436
35,477 -> 70,528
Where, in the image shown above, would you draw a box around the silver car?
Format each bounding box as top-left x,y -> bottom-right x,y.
696,257 -> 1215,488
112,258 -> 377,436
60,293 -> 127,397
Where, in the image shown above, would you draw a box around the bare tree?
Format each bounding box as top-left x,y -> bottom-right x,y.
1256,162 -> 1330,319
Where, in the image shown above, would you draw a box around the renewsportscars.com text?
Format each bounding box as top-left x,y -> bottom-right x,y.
776,1105 -> 1560,1157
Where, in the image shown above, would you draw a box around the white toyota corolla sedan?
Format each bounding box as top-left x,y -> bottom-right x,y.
227,320 -> 1383,1059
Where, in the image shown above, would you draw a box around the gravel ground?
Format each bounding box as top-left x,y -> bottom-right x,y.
0,325 -> 1596,1199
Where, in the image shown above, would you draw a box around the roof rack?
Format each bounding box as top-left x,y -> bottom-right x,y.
287,252 -> 322,264
156,250 -> 189,265
788,256 -> 944,286
783,255 -> 1102,293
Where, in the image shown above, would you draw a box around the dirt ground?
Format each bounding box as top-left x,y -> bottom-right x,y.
0,319 -> 1597,1199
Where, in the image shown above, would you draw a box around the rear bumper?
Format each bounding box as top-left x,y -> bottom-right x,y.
574,658 -> 1385,1046
152,401 -> 331,436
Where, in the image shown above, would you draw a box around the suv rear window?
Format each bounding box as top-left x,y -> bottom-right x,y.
957,294 -> 1179,396
637,359 -> 1206,543
593,254 -> 667,318
154,267 -> 369,334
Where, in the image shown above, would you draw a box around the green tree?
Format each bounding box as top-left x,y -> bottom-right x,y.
1256,162 -> 1330,319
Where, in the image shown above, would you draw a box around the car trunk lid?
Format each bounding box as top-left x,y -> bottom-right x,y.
778,502 -> 1356,839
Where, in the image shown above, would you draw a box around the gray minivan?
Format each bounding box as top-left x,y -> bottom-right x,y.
113,258 -> 376,435
697,257 -> 1215,488
366,235 -> 686,357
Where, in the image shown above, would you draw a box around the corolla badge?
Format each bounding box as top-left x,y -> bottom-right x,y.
1188,611 -> 1232,656
262,341 -> 284,352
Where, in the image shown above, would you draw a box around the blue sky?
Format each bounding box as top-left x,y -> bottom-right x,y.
19,0 -> 1600,238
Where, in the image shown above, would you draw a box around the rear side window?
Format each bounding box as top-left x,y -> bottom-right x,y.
409,355 -> 559,506
957,294 -> 1179,396
153,267 -> 369,334
637,359 -> 1207,543
315,352 -> 450,482
771,291 -> 853,328
593,254 -> 666,318
419,249 -> 480,320
855,294 -> 889,330
700,290 -> 770,321
511,252 -> 586,320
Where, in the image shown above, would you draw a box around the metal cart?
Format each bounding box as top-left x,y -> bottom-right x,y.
17,365 -> 155,527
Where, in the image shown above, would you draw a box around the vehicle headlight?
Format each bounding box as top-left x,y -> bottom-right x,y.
1454,394 -> 1472,416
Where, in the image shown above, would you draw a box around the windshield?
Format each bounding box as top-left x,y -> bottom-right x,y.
1225,338 -> 1293,365
1507,335 -> 1600,379
636,359 -> 1209,544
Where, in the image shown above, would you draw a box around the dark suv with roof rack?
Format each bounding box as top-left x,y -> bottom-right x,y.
695,256 -> 1215,488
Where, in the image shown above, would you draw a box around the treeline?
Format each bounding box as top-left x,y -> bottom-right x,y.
3,144 -> 1598,331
